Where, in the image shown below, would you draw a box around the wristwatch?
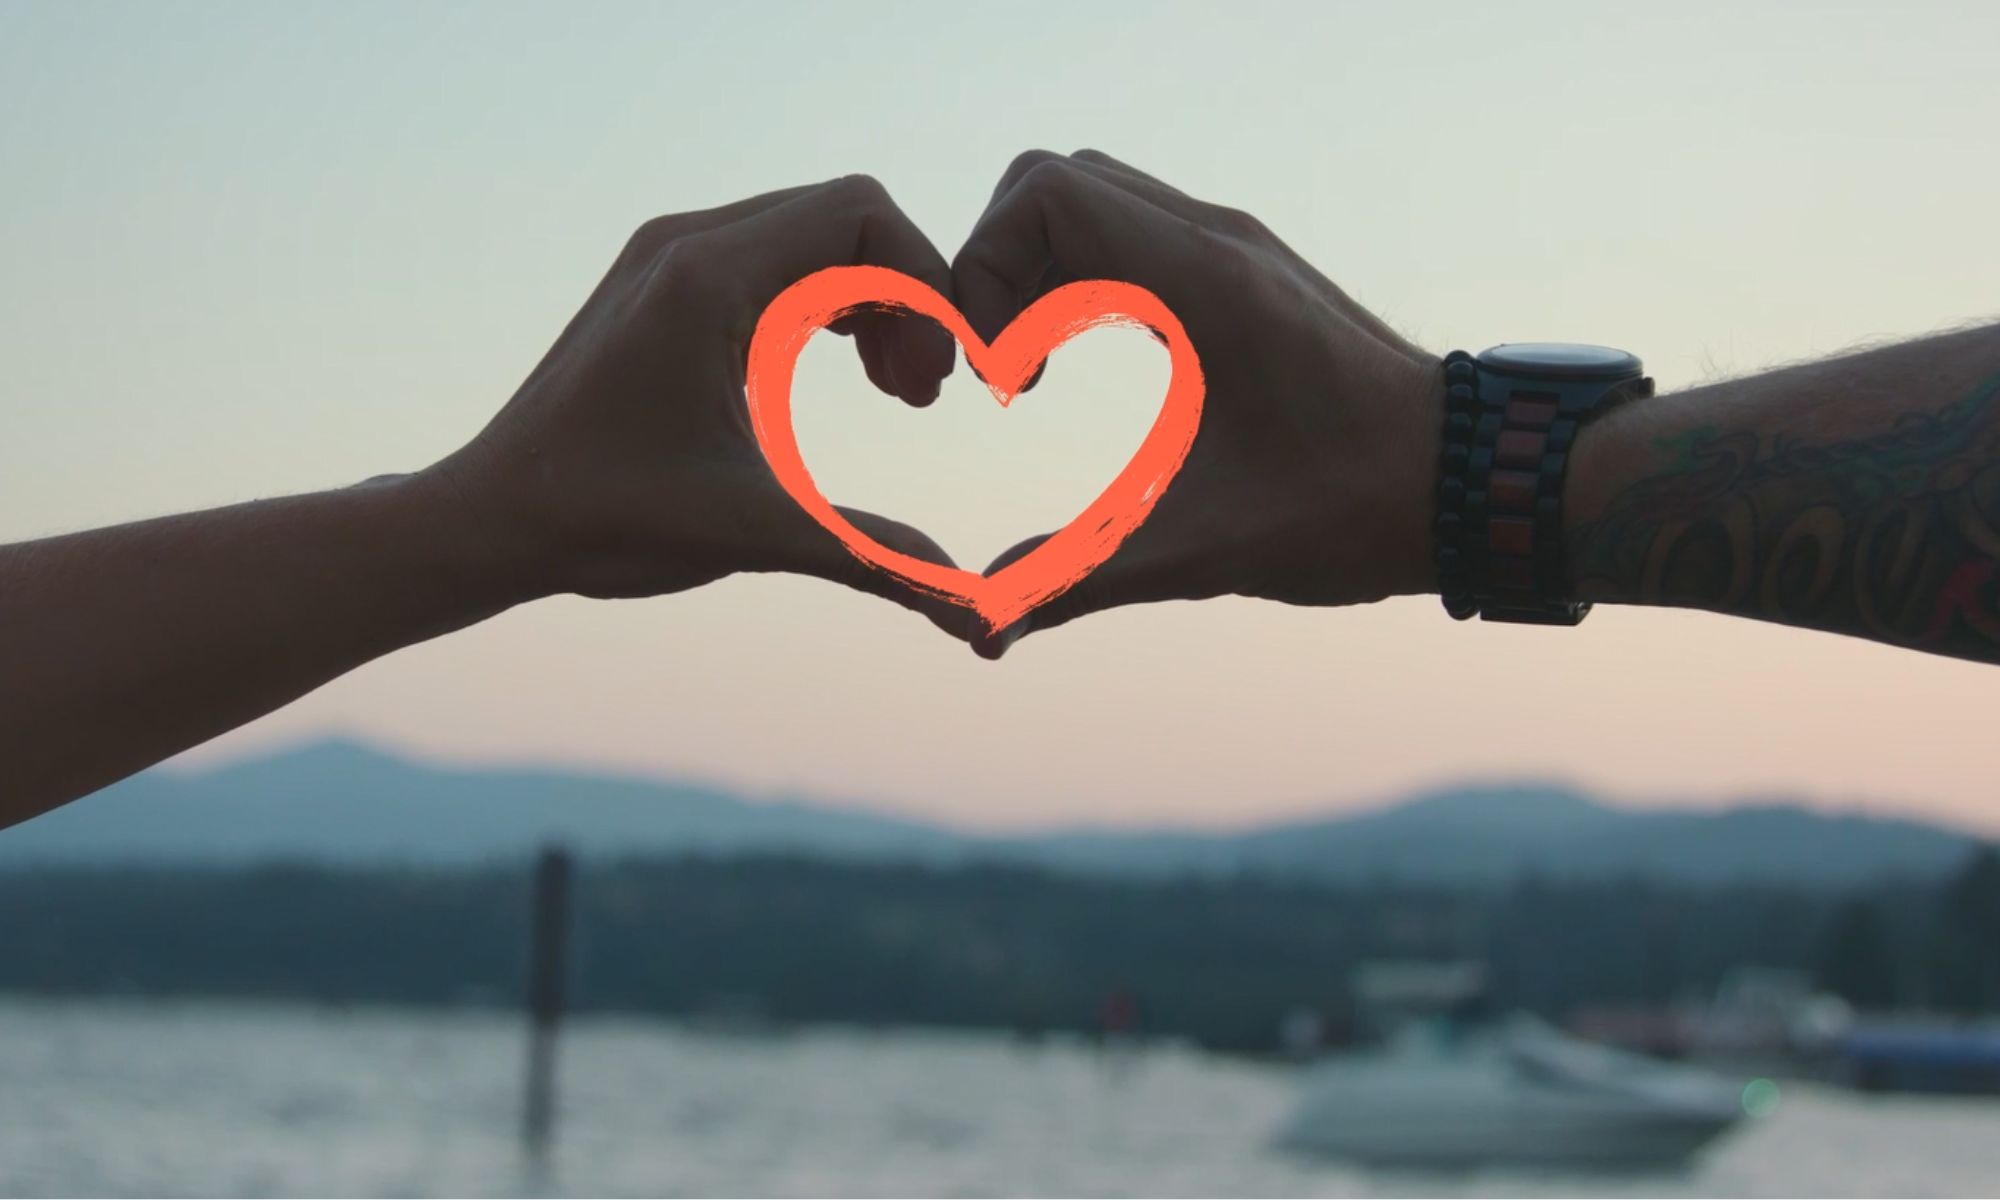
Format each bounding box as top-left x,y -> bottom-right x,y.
1434,343 -> 1653,624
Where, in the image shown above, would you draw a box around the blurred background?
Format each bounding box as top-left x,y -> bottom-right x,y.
2,0 -> 1998,1195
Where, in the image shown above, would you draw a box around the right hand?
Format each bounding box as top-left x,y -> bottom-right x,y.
953,150 -> 1444,657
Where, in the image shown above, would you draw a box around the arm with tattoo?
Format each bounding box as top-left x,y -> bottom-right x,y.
943,152 -> 2000,669
1565,322 -> 2000,663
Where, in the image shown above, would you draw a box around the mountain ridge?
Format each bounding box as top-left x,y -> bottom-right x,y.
0,738 -> 1979,888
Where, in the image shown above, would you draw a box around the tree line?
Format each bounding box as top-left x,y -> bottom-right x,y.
1,849 -> 1994,1052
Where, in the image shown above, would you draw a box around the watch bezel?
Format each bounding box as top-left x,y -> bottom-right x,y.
1477,342 -> 1642,381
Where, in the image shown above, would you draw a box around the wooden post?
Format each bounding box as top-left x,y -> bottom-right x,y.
523,843 -> 572,1159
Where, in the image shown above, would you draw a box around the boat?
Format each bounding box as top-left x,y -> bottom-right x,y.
1275,1011 -> 1750,1170
1834,1020 -> 2000,1095
1565,967 -> 1855,1079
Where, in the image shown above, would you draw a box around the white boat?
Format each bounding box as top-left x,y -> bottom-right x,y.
1276,1012 -> 1748,1170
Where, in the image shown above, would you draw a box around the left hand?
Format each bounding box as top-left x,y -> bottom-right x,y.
425,175 -> 973,636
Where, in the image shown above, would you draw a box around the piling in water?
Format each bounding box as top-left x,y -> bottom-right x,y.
522,843 -> 572,1157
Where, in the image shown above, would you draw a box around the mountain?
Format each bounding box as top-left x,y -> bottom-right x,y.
0,740 -> 1980,887
0,739 -> 954,866
1013,786 -> 1976,888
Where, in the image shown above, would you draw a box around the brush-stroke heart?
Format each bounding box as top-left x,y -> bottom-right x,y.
746,265 -> 1205,634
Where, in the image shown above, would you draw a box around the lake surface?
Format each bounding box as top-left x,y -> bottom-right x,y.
0,998 -> 1994,1197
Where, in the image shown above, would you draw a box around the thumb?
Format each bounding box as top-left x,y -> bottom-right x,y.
971,531 -> 1122,660
823,506 -> 979,643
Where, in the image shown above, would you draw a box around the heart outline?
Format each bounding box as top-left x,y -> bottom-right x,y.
745,265 -> 1205,634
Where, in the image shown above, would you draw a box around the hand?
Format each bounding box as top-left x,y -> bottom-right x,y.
953,150 -> 1443,657
424,176 -> 969,635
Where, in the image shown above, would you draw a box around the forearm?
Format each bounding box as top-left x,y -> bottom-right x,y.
0,469 -> 538,824
1565,322 -> 2000,662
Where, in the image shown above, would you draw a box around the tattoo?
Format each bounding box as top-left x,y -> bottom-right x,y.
1568,367 -> 2000,663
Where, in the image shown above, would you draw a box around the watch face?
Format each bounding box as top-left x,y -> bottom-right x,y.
1477,342 -> 1642,380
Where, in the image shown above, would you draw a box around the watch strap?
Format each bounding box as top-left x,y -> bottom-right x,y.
1435,350 -> 1652,624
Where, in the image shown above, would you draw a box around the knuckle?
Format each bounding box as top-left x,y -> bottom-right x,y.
641,233 -> 714,305
626,214 -> 680,257
879,523 -> 949,570
883,524 -> 927,559
1209,203 -> 1271,242
1017,157 -> 1080,198
1003,148 -> 1063,188
826,172 -> 890,209
1016,158 -> 1096,210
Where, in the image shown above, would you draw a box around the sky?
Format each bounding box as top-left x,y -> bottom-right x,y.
2,0 -> 1997,834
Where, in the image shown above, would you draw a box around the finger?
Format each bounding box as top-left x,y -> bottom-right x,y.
640,182 -> 822,242
968,531 -> 1169,660
971,531 -> 1135,660
888,311 -> 952,407
1064,149 -> 1273,248
970,490 -> 1245,658
1069,151 -> 1422,359
1069,148 -> 1193,201
976,147 -> 1181,216
959,151 -> 1142,357
828,310 -> 905,399
837,506 -> 972,639
764,500 -> 975,642
978,147 -> 1066,212
1063,150 -> 1249,326
1020,156 -> 1179,352
703,175 -> 956,406
827,308 -> 956,408
552,184 -> 839,376
971,532 -> 1057,658
951,155 -> 1195,349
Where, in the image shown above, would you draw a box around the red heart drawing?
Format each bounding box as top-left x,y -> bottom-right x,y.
746,265 -> 1205,634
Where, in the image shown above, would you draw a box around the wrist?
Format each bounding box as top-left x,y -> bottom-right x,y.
1283,346 -> 1441,605
402,452 -> 562,612
1561,394 -> 1657,604
1379,350 -> 1444,598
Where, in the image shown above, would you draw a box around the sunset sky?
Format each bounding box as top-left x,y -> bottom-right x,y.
3,0 -> 1996,834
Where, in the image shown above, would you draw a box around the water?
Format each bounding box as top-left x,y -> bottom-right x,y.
0,998 -> 1994,1197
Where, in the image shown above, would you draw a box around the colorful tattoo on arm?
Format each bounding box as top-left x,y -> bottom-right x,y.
1568,367 -> 2000,663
